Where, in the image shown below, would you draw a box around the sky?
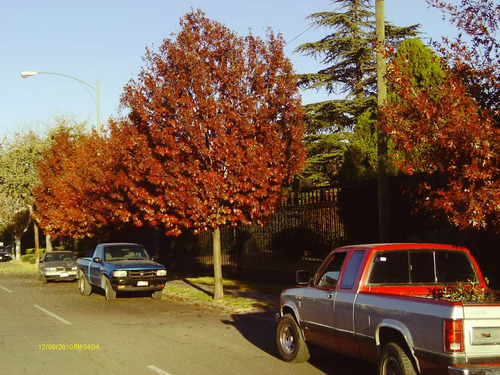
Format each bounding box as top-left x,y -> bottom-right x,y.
1,0 -> 456,139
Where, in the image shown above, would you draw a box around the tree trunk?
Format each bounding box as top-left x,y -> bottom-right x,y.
34,223 -> 40,267
212,228 -> 224,300
15,235 -> 21,261
46,234 -> 53,252
153,227 -> 160,259
376,0 -> 391,242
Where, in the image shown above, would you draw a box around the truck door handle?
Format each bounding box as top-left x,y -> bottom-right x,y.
327,293 -> 334,299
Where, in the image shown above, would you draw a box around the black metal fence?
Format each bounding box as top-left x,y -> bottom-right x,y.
190,188 -> 346,284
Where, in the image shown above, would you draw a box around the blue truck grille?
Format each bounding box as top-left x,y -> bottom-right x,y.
128,270 -> 156,278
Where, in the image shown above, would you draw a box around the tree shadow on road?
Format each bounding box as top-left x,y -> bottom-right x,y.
222,312 -> 377,375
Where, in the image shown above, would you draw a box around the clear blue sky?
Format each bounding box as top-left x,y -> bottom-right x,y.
1,0 -> 454,138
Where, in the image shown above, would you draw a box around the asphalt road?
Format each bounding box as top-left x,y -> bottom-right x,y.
0,267 -> 376,375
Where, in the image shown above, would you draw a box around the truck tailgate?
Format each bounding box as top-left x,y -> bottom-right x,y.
463,303 -> 500,361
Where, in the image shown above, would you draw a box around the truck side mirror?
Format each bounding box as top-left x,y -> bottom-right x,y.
296,270 -> 311,285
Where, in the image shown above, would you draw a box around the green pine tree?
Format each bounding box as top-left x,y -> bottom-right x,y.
297,0 -> 419,185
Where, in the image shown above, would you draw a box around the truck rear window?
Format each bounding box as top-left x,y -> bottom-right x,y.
368,250 -> 478,285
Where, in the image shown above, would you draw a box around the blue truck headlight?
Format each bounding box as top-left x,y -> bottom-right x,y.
156,269 -> 167,277
113,270 -> 128,278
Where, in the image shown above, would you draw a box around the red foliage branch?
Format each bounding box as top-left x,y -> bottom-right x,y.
428,0 -> 500,119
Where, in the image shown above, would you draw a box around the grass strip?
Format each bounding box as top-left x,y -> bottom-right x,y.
184,276 -> 286,295
0,261 -> 37,276
163,285 -> 269,309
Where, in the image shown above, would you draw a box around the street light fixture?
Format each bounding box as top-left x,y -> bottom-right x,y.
21,70 -> 101,133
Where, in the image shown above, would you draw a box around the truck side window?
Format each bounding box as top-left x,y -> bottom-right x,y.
340,251 -> 365,289
369,251 -> 409,284
316,251 -> 347,288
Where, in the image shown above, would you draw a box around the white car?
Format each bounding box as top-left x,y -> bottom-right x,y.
39,251 -> 78,283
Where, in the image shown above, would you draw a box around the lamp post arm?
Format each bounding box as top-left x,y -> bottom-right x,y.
21,71 -> 101,132
35,71 -> 97,92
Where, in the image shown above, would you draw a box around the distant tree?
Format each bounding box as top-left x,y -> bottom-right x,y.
296,0 -> 419,185
0,130 -> 49,260
119,10 -> 306,299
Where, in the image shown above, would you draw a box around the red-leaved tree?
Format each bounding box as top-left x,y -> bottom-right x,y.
118,10 -> 306,299
34,127 -> 132,239
383,62 -> 500,231
380,0 -> 500,232
428,0 -> 500,119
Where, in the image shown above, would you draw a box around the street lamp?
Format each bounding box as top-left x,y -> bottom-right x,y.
21,71 -> 101,133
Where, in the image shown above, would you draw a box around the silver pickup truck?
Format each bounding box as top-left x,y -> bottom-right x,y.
276,243 -> 500,375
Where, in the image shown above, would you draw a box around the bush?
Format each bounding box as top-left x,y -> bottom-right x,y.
21,254 -> 35,263
25,248 -> 45,256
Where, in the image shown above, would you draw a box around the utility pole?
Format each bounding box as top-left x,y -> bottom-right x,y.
376,0 -> 390,242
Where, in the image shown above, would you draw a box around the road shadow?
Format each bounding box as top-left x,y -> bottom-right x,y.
222,312 -> 377,375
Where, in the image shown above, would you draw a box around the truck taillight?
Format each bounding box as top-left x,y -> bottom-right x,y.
444,319 -> 464,352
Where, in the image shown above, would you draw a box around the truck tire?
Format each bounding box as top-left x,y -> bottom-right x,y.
378,342 -> 417,375
103,276 -> 116,302
151,290 -> 162,300
78,271 -> 92,296
276,313 -> 310,363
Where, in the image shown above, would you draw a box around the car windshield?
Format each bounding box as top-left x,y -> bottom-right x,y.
104,245 -> 150,261
44,253 -> 77,262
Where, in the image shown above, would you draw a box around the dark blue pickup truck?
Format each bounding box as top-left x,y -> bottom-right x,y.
77,243 -> 167,301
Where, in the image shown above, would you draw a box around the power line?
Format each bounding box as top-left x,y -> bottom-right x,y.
285,24 -> 315,47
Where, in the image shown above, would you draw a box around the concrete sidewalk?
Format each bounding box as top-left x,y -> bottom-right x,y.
163,279 -> 280,313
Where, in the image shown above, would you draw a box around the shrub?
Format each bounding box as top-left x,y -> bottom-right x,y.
25,248 -> 45,256
21,254 -> 35,263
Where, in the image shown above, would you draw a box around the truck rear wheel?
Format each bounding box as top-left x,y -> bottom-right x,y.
378,342 -> 417,375
103,276 -> 116,302
276,313 -> 310,363
78,271 -> 92,296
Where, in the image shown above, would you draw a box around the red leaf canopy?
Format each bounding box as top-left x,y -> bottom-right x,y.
118,10 -> 306,235
34,128 -> 132,238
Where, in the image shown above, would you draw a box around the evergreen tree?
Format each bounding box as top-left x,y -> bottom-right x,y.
297,0 -> 419,185
337,38 -> 445,182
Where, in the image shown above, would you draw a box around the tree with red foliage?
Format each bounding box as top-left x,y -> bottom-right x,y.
34,126 -> 131,239
382,0 -> 500,232
383,63 -> 500,231
118,10 -> 306,299
428,0 -> 500,119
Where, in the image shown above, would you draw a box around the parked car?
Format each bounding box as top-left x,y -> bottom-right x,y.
0,250 -> 12,262
38,251 -> 78,283
276,243 -> 500,375
77,243 -> 167,301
